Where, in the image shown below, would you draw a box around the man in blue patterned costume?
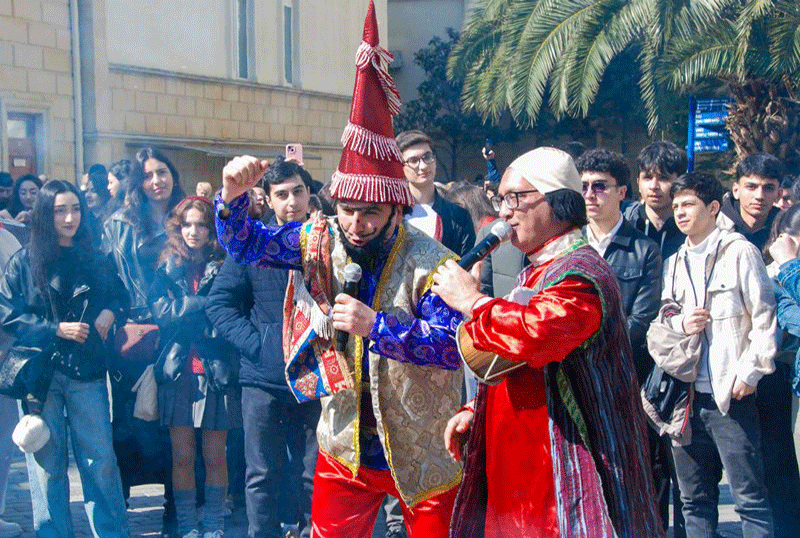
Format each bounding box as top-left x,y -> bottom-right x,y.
214,4 -> 463,536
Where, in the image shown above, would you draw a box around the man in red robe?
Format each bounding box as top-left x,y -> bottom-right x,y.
432,147 -> 664,538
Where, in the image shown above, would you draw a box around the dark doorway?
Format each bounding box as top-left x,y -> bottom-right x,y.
7,113 -> 38,177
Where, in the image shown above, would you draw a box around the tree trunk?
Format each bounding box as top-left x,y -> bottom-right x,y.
726,77 -> 800,173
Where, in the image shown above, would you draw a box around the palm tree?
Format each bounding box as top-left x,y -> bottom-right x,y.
449,0 -> 727,134
661,0 -> 800,170
450,0 -> 800,170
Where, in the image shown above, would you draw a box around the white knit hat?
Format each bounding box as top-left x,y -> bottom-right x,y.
13,414 -> 50,453
506,147 -> 581,194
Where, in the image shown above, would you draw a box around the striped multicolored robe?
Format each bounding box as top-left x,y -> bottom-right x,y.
451,230 -> 664,538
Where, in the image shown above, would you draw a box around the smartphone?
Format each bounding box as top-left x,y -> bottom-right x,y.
483,138 -> 495,160
286,143 -> 304,166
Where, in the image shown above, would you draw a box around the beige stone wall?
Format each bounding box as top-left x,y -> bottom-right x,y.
100,66 -> 351,187
0,0 -> 77,180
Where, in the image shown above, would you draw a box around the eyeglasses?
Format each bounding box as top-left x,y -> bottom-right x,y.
403,152 -> 435,168
490,190 -> 538,211
581,181 -> 614,196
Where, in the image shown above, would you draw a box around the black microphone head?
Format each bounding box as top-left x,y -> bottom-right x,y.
490,220 -> 513,241
343,263 -> 362,283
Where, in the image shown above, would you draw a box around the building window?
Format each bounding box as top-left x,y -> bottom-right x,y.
283,4 -> 293,84
233,0 -> 253,80
237,0 -> 249,78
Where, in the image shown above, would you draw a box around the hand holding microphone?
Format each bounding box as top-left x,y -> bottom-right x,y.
432,220 -> 513,315
333,263 -> 376,344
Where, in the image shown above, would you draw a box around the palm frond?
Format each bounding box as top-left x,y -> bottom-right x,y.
735,0 -> 775,78
767,1 -> 800,78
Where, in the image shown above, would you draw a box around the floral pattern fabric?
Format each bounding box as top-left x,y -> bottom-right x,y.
215,192 -> 462,370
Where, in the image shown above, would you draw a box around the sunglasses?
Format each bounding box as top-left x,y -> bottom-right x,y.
581,181 -> 615,195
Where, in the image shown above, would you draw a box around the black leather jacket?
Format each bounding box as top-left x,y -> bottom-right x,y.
103,210 -> 167,322
149,256 -> 236,390
0,248 -> 129,381
598,219 -> 664,384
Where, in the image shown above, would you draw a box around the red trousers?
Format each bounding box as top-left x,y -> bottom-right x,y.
310,451 -> 458,538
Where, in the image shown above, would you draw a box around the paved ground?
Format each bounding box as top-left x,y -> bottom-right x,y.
1,449 -> 743,538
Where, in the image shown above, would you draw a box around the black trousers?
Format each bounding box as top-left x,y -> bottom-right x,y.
241,385 -> 320,538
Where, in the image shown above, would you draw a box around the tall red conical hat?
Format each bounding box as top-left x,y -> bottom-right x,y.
329,0 -> 413,206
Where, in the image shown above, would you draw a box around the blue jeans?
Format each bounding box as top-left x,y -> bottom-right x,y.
241,386 -> 319,538
0,395 -> 18,515
25,372 -> 129,538
756,362 -> 800,538
672,392 -> 773,538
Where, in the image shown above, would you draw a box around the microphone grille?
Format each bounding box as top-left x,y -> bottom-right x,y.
490,220 -> 513,240
343,263 -> 362,283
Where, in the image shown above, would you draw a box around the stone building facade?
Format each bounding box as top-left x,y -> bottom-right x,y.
1,0 -> 389,191
0,0 -> 77,181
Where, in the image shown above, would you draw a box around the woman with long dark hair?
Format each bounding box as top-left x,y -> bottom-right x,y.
108,159 -> 130,208
767,204 -> 800,488
0,174 -> 42,223
103,148 -> 185,534
83,166 -> 113,220
0,180 -> 130,537
149,197 -> 238,538
104,147 -> 186,322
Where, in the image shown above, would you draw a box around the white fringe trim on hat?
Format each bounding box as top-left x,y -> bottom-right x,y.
355,41 -> 402,116
341,122 -> 403,161
330,170 -> 414,207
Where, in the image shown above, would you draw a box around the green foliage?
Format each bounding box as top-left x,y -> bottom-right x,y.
394,29 -> 516,181
448,0 -> 799,141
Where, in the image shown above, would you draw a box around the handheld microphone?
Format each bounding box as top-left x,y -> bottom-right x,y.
458,220 -> 513,270
336,263 -> 363,353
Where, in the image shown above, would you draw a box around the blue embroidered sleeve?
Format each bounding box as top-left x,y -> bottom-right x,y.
368,290 -> 463,370
214,193 -> 303,270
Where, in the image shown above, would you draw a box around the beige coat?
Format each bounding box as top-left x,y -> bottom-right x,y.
302,220 -> 464,507
662,228 -> 776,414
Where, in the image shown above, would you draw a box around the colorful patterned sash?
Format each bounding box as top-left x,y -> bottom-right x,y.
282,216 -> 354,402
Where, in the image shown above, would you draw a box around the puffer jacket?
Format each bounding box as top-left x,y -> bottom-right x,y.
149,255 -> 237,390
662,228 -> 777,413
0,248 -> 129,381
103,210 -> 167,322
205,254 -> 289,391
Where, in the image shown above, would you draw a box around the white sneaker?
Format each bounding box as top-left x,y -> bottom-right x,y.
203,531 -> 223,538
181,530 -> 200,538
0,519 -> 21,538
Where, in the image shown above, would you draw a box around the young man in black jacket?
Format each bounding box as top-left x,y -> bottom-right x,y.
395,130 -> 475,257
577,149 -> 675,536
623,141 -> 686,259
719,153 -> 800,538
206,158 -> 320,538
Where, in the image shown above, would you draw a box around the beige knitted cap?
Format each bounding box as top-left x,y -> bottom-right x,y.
506,147 -> 581,194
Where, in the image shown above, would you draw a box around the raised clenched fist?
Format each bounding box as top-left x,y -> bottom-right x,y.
221,155 -> 270,203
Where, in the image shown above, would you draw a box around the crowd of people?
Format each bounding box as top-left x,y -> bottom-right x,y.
2,5 -> 800,538
1,122 -> 800,538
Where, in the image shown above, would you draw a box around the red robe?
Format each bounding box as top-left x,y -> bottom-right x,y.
452,231 -> 663,538
467,259 -> 603,537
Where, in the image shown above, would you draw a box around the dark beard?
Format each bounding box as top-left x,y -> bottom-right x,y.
336,212 -> 396,270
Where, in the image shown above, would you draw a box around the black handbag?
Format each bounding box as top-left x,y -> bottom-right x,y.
642,364 -> 691,423
0,339 -> 55,401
